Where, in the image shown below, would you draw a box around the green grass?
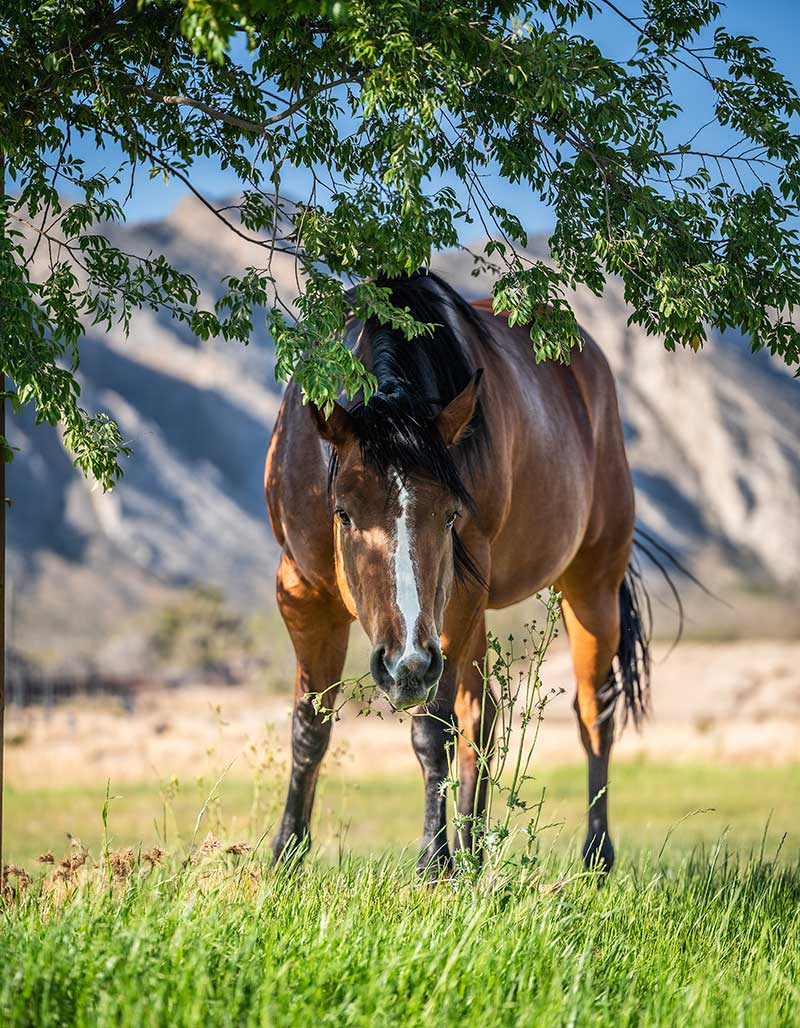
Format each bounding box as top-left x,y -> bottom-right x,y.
3,763 -> 799,1026
2,848 -> 799,1026
5,762 -> 799,867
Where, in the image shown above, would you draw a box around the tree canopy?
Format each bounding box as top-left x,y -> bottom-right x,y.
2,0 -> 800,488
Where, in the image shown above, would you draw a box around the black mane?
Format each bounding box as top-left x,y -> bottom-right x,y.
337,270 -> 491,586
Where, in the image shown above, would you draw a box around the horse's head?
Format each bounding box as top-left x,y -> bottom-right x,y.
312,374 -> 481,709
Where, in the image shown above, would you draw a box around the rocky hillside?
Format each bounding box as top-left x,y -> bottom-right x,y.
7,197 -> 799,669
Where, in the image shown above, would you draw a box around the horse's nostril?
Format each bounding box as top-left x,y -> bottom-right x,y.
370,646 -> 393,689
424,641 -> 443,685
371,639 -> 443,704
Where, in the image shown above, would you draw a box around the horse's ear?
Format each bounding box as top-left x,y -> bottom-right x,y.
310,400 -> 355,448
435,369 -> 483,447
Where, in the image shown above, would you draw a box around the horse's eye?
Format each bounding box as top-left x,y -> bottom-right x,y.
446,512 -> 459,530
335,507 -> 352,527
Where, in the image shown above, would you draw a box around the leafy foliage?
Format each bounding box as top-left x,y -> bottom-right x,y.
2,0 -> 800,486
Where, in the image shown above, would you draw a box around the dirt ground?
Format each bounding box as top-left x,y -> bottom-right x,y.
5,638 -> 798,790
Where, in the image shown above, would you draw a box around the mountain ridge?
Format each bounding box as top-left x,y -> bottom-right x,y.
8,195 -> 799,668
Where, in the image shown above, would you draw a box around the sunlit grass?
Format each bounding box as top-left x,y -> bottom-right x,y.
3,761 -> 798,1025
5,762 -> 799,868
2,843 -> 798,1027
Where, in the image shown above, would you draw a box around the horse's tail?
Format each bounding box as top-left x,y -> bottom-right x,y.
615,561 -> 653,728
614,527 -> 696,728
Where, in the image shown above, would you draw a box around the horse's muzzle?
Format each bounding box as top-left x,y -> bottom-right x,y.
371,641 -> 443,710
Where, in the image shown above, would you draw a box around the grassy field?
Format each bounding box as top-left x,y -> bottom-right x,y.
5,762 -> 800,867
2,762 -> 799,1026
2,844 -> 798,1026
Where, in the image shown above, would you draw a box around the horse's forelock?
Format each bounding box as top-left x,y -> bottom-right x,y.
349,396 -> 473,509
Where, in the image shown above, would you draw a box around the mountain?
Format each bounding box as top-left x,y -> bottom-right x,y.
7,197 -> 799,669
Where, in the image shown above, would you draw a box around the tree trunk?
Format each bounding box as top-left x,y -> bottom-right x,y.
0,371 -> 5,870
1,148 -> 6,867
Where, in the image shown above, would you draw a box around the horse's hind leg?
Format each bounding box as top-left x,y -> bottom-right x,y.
272,554 -> 351,864
558,578 -> 622,873
453,615 -> 497,859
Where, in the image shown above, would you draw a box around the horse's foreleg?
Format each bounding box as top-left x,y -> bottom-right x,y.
272,555 -> 351,864
453,615 -> 497,859
411,701 -> 457,874
560,588 -> 621,873
412,588 -> 488,876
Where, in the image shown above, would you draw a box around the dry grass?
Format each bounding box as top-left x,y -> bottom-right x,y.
5,639 -> 800,801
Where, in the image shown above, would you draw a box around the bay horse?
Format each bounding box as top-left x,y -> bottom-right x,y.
265,270 -> 649,873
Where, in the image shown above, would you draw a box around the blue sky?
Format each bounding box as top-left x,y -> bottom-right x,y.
75,0 -> 800,233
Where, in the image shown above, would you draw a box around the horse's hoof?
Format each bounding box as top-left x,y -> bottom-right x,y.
271,830 -> 310,868
416,848 -> 454,881
582,832 -> 615,876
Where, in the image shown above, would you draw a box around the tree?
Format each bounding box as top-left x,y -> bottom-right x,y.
1,0 -> 800,857
3,0 -> 800,485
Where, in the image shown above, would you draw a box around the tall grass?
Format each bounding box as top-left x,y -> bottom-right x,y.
2,845 -> 798,1026
3,595 -> 798,1024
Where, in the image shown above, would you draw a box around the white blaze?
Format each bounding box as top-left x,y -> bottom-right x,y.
393,478 -> 423,661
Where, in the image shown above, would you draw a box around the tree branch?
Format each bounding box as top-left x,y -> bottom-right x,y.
134,74 -> 357,135
595,0 -> 718,85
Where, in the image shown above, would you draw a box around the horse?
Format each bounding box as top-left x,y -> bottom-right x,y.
264,270 -> 650,874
